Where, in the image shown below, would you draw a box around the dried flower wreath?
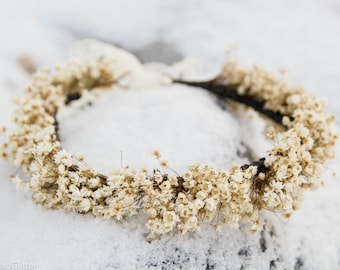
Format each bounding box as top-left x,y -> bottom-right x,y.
0,56 -> 337,238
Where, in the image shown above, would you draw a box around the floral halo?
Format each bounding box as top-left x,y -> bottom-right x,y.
0,52 -> 337,239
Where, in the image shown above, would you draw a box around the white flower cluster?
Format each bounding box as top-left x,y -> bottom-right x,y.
144,165 -> 259,238
218,61 -> 338,213
0,57 -> 337,239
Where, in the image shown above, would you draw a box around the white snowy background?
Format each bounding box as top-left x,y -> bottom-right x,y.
1,1 -> 340,269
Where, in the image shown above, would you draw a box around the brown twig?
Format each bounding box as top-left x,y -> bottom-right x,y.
175,80 -> 287,125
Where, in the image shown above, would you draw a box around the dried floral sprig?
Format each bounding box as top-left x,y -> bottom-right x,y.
0,57 -> 337,239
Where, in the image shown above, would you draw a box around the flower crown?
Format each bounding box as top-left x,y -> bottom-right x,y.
0,53 -> 337,239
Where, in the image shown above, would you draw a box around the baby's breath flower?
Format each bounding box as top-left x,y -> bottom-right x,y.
205,198 -> 217,212
54,149 -> 74,167
79,198 -> 92,213
11,176 -> 25,191
153,149 -> 161,159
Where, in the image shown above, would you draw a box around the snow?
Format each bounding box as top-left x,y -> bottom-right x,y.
59,84 -> 242,175
1,1 -> 340,269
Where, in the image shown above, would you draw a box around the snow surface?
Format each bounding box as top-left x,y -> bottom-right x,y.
1,1 -> 340,269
